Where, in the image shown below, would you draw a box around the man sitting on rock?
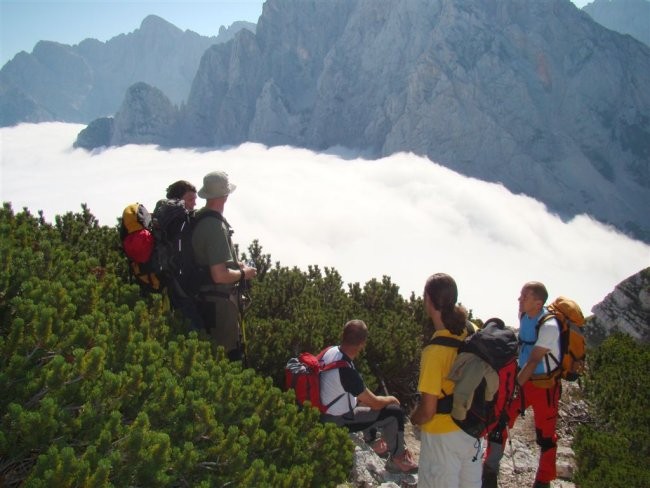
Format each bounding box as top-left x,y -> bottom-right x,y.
319,319 -> 417,473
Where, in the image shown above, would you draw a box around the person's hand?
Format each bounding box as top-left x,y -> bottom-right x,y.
243,265 -> 257,280
241,262 -> 257,280
384,395 -> 400,406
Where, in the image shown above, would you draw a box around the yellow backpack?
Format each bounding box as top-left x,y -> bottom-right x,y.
120,203 -> 161,291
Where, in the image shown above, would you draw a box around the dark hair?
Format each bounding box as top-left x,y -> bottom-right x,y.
166,180 -> 196,200
523,281 -> 548,304
424,273 -> 468,336
342,319 -> 368,346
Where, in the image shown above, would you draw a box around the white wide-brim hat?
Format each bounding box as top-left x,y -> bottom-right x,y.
198,171 -> 237,199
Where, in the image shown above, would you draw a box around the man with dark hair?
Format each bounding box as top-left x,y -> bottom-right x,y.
192,171 -> 257,360
151,180 -> 199,330
166,180 -> 197,211
482,281 -> 561,488
320,320 -> 417,473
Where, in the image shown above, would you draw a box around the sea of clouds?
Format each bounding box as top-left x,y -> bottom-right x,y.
2,122 -> 648,328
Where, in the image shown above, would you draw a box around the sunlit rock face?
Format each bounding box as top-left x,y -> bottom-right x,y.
588,267 -> 650,346
82,0 -> 650,241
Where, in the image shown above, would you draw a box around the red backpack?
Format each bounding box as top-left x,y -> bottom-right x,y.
120,203 -> 161,291
285,347 -> 351,413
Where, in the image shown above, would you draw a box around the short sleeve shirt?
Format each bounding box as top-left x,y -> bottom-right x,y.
417,329 -> 467,434
320,347 -> 360,416
191,211 -> 235,267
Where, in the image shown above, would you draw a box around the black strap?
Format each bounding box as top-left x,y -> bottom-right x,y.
426,336 -> 464,348
195,208 -> 227,225
324,392 -> 346,410
198,289 -> 233,301
426,335 -> 464,413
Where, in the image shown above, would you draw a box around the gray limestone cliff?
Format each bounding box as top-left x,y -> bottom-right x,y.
587,267 -> 650,346
90,0 -> 650,242
74,82 -> 179,149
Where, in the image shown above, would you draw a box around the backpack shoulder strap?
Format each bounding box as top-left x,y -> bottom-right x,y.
194,209 -> 227,225
519,312 -> 556,346
321,360 -> 352,372
536,312 -> 558,333
427,336 -> 464,348
317,346 -> 352,371
426,335 -> 464,413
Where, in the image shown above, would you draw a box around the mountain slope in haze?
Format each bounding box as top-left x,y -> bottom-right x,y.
0,15 -> 255,126
583,0 -> 650,46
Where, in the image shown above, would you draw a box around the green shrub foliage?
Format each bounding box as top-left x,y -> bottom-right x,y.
573,332 -> 650,488
11,202 -> 647,486
0,203 -> 354,487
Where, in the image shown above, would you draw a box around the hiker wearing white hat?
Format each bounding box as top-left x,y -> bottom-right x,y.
192,171 -> 257,361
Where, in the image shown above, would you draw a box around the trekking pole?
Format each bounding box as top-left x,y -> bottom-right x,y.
370,362 -> 390,396
240,313 -> 248,368
238,281 -> 249,368
504,424 -> 522,485
237,263 -> 254,368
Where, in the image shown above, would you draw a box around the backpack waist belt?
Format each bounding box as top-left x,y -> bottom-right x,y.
198,287 -> 236,302
518,337 -> 536,346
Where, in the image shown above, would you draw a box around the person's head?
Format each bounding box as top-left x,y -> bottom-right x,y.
197,171 -> 237,205
424,273 -> 468,335
518,281 -> 548,317
341,319 -> 369,348
166,180 -> 197,210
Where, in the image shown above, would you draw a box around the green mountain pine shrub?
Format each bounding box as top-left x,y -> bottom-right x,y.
9,202 -> 647,486
573,332 -> 650,488
0,203 -> 353,487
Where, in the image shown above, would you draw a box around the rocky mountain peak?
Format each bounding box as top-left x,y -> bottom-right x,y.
139,14 -> 180,34
0,16 -> 251,126
177,0 -> 650,241
587,267 -> 650,345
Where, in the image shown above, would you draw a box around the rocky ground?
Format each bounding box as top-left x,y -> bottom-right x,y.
344,381 -> 589,487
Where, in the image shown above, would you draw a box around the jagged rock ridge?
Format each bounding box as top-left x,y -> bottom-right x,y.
583,0 -> 650,47
0,15 -> 255,126
588,267 -> 650,346
82,0 -> 650,243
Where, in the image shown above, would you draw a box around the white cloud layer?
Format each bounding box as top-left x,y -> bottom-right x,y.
2,123 -> 649,328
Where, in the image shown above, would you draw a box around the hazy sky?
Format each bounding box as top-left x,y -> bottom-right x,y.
2,122 -> 648,330
1,0 -> 594,66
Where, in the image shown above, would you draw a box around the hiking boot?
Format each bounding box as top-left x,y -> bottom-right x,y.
482,465 -> 498,488
532,481 -> 550,488
385,449 -> 418,474
370,438 -> 389,457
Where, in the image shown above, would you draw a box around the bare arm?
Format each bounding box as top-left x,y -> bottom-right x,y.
357,388 -> 400,410
209,262 -> 257,284
410,392 -> 438,426
517,345 -> 550,385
